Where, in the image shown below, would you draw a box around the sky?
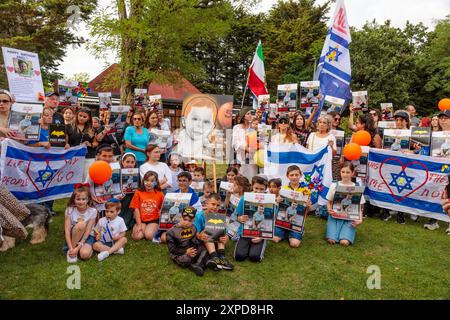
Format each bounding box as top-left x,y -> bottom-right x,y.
57,0 -> 450,81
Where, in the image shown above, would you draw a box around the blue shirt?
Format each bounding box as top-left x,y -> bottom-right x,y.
26,128 -> 49,145
124,126 -> 150,162
194,211 -> 206,233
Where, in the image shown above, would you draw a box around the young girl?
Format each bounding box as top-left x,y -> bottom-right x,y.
130,171 -> 165,241
326,162 -> 364,246
167,152 -> 183,193
224,176 -> 251,217
64,186 -> 97,263
119,153 -> 138,229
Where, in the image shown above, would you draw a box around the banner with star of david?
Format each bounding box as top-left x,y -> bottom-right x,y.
0,138 -> 86,203
366,149 -> 450,222
264,144 -> 333,209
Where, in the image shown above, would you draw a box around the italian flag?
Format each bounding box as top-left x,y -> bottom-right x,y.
247,40 -> 268,97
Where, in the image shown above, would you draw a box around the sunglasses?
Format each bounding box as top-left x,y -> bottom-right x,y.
0,99 -> 11,104
279,120 -> 289,124
133,118 -> 143,121
334,117 -> 341,121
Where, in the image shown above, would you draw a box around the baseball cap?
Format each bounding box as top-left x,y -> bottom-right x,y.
278,115 -> 290,123
393,110 -> 410,121
438,110 -> 450,118
45,92 -> 60,98
182,206 -> 197,219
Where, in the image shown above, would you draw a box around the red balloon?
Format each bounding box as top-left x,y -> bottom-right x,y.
352,130 -> 372,146
343,143 -> 362,161
438,98 -> 450,111
89,161 -> 112,184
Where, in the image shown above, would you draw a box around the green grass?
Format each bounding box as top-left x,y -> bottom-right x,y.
1,198 -> 449,300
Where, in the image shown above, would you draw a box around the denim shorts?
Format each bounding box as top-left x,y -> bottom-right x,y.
63,235 -> 95,254
274,227 -> 303,241
326,215 -> 356,244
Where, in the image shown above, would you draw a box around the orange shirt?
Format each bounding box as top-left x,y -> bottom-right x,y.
130,190 -> 164,223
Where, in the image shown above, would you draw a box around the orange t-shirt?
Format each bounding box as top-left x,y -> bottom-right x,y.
129,190 -> 164,223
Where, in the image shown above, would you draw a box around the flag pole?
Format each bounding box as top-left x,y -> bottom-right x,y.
241,70 -> 250,109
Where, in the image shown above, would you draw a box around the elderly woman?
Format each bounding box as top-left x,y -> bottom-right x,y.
0,89 -> 16,138
306,114 -> 336,155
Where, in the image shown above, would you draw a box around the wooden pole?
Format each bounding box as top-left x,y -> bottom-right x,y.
212,161 -> 217,193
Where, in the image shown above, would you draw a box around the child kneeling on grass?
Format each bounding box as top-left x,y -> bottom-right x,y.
326,162 -> 364,246
166,206 -> 208,276
194,193 -> 234,271
93,198 -> 128,261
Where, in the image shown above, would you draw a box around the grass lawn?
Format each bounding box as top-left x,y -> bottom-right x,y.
1,197 -> 449,300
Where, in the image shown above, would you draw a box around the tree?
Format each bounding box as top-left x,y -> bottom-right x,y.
68,72 -> 91,83
0,0 -> 98,90
89,0 -> 234,104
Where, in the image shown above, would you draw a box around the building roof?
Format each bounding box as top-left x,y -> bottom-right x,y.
88,64 -> 201,100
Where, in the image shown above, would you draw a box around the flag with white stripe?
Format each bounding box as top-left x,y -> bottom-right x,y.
247,40 -> 268,98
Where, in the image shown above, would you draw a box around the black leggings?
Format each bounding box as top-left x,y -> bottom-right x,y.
233,238 -> 266,262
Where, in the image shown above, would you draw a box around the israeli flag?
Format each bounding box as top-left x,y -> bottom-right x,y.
366,149 -> 450,222
314,0 -> 352,116
264,144 -> 333,208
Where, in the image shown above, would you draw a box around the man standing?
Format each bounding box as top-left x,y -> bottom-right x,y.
405,105 -> 420,127
45,92 -> 64,124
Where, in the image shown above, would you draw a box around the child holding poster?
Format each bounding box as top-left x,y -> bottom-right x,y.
326,162 -> 364,246
119,153 -> 138,229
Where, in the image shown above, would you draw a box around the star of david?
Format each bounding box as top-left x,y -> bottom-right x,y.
305,164 -> 324,180
389,170 -> 414,193
35,163 -> 56,188
326,46 -> 342,62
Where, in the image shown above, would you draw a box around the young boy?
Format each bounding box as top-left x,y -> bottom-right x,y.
194,193 -> 234,271
200,180 -> 214,210
93,198 -> 128,261
191,167 -> 206,196
273,165 -> 306,248
166,206 -> 207,276
234,176 -> 268,262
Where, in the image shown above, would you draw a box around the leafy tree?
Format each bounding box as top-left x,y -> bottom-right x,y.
0,0 -> 98,90
68,72 -> 91,83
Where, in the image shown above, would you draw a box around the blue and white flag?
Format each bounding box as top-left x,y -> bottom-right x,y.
264,143 -> 333,208
366,149 -> 450,222
314,0 -> 352,117
0,139 -> 87,203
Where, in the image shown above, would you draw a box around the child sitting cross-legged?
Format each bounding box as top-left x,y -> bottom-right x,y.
166,206 -> 208,276
93,198 -> 128,261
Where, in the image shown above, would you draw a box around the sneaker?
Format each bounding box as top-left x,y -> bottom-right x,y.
218,257 -> 234,271
424,219 -> 439,231
152,236 -> 161,244
410,214 -> 419,222
189,264 -> 204,276
445,225 -> 450,235
97,251 -> 110,262
397,213 -> 406,225
380,211 -> 392,222
66,253 -> 78,263
114,248 -> 125,255
206,256 -> 222,271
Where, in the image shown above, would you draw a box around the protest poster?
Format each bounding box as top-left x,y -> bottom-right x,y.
300,81 -> 320,119
121,168 -> 139,194
219,181 -> 233,202
410,127 -> 431,156
204,212 -> 227,242
275,188 -> 309,233
257,94 -> 270,111
8,103 -> 42,140
98,92 -> 112,111
134,89 -> 148,108
109,105 -> 130,135
159,193 -> 191,230
378,121 -> 397,129
431,131 -> 450,158
366,149 -> 450,222
93,162 -> 122,202
277,84 -> 298,112
2,47 -> 45,103
382,129 -> 411,152
148,94 -> 162,111
48,124 -> 66,147
381,103 -> 394,120
0,139 -> 86,203
323,95 -> 345,114
268,103 -> 278,120
331,185 -> 365,221
258,123 -> 272,146
190,181 -> 204,196
57,80 -> 78,106
331,129 -> 345,158
149,128 -> 171,149
354,146 -> 370,179
242,192 -> 275,239
352,91 -> 368,112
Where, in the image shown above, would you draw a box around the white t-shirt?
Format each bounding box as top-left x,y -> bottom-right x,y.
326,182 -> 366,205
167,167 -> 183,193
139,161 -> 173,187
94,216 -> 127,243
65,207 -> 97,228
306,132 -> 337,152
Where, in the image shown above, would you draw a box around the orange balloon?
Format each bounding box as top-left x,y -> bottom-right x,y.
343,143 -> 362,161
438,98 -> 450,111
352,130 -> 372,146
89,161 -> 112,185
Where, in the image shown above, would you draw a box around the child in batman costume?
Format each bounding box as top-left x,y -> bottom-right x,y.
166,206 -> 208,276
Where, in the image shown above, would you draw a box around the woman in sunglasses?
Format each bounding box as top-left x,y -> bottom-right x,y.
271,115 -> 298,144
124,110 -> 150,168
0,89 -> 16,139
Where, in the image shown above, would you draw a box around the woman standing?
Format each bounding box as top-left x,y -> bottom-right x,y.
291,112 -> 313,147
354,114 -> 382,148
124,111 -> 150,168
62,107 -> 75,126
306,115 -> 337,154
139,144 -> 172,191
271,115 -> 298,144
65,108 -> 96,158
146,109 -> 171,162
232,107 -> 257,181
0,89 -> 16,139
